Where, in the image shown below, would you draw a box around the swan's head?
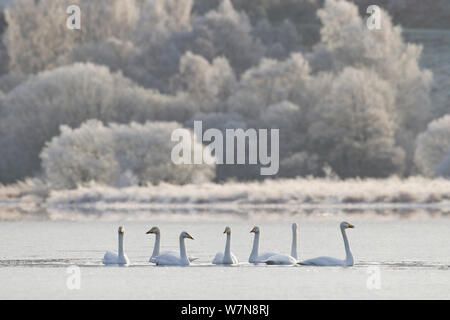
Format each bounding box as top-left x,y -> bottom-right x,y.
118,226 -> 125,234
146,226 -> 160,235
181,231 -> 194,240
341,221 -> 355,229
292,223 -> 298,231
250,226 -> 260,234
223,226 -> 231,234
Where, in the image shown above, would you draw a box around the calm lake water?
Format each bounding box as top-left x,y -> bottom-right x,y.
0,211 -> 449,299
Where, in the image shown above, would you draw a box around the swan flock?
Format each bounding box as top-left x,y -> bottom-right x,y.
102,221 -> 355,267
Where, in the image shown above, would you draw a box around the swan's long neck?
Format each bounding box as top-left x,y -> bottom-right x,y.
249,232 -> 260,262
341,226 -> 353,264
291,227 -> 298,260
179,235 -> 189,263
151,233 -> 160,259
224,233 -> 232,261
118,233 -> 125,259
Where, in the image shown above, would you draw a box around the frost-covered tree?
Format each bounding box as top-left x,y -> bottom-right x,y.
134,0 -> 192,43
176,53 -> 315,180
279,152 -> 321,178
127,0 -> 194,90
63,38 -> 140,77
253,18 -> 303,60
435,152 -> 450,178
308,67 -> 405,178
4,0 -> 77,73
414,115 -> 450,177
193,0 -> 322,45
171,51 -> 237,113
3,0 -> 140,73
228,53 -> 311,119
78,0 -> 139,42
0,63 -> 191,183
184,111 -> 259,181
0,72 -> 27,93
308,0 -> 432,173
223,53 -> 318,179
40,120 -> 215,189
131,0 -> 257,89
0,0 -> 440,184
429,64 -> 450,120
259,100 -> 306,158
187,0 -> 265,74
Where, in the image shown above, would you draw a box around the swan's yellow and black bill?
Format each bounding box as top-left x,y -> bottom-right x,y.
224,227 -> 230,234
187,233 -> 194,240
250,227 -> 257,233
119,226 -> 124,233
348,224 -> 355,228
146,227 -> 155,234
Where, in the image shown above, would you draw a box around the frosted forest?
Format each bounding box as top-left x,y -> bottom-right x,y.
0,0 -> 449,218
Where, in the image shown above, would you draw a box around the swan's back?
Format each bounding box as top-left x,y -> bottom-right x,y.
212,252 -> 224,265
213,252 -> 239,265
256,252 -> 277,263
300,256 -> 348,266
152,251 -> 197,262
103,251 -> 118,264
154,252 -> 189,266
263,254 -> 297,265
103,251 -> 129,265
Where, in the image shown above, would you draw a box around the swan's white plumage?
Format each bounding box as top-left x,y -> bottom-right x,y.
248,226 -> 278,263
263,223 -> 299,265
254,252 -> 278,263
149,250 -> 174,263
263,254 -> 297,265
153,231 -> 194,266
300,256 -> 347,266
154,252 -> 189,266
151,251 -> 197,263
212,252 -> 224,264
299,221 -> 355,267
212,227 -> 239,265
103,251 -> 118,263
102,226 -> 130,265
146,226 -> 197,263
103,251 -> 130,265
151,251 -> 198,264
212,252 -> 239,265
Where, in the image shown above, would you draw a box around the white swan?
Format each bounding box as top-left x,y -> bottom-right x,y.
152,231 -> 194,266
212,226 -> 239,265
102,226 -> 130,266
146,226 -> 197,263
263,223 -> 298,265
299,221 -> 355,266
248,226 -> 278,263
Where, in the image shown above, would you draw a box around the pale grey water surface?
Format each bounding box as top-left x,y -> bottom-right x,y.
0,211 -> 449,299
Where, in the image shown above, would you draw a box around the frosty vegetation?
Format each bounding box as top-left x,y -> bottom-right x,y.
45,177 -> 450,220
414,115 -> 450,178
40,120 -> 215,189
0,0 -> 448,190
